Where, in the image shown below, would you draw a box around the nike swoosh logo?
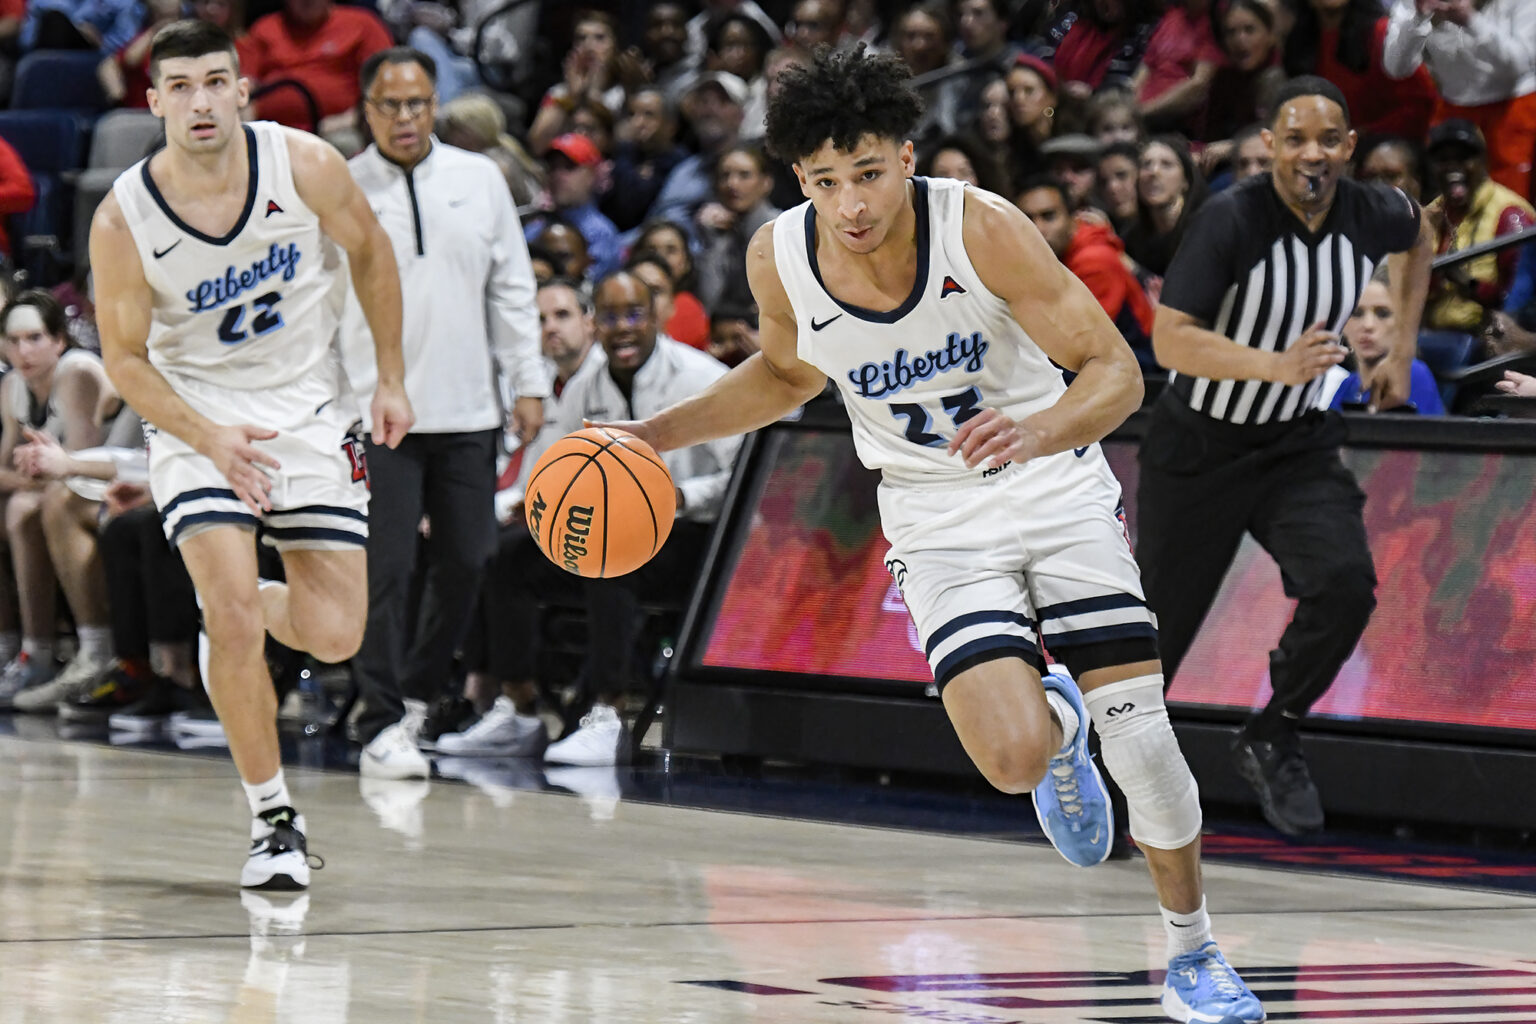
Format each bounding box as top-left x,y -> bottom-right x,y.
811,314 -> 842,331
1074,445 -> 1089,457
259,790 -> 281,802
448,197 -> 469,207
314,399 -> 333,416
153,240 -> 182,259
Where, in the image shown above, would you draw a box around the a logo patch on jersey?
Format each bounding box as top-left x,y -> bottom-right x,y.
940,276 -> 966,298
265,200 -> 284,217
847,331 -> 990,399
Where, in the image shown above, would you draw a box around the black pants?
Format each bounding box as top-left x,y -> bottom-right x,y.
99,504 -> 199,660
1136,394 -> 1377,737
474,520 -> 710,695
352,429 -> 498,744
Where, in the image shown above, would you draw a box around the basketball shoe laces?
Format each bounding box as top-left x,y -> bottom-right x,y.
1047,758 -> 1084,817
253,807 -> 326,871
1190,949 -> 1243,999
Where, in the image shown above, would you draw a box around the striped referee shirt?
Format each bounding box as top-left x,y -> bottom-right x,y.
1159,175 -> 1421,426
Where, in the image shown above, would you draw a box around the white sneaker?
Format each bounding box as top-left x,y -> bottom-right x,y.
543,704 -> 624,766
435,696 -> 548,757
359,721 -> 430,780
242,807 -> 318,891
401,697 -> 428,744
544,765 -> 622,820
12,652 -> 112,713
0,652 -> 57,710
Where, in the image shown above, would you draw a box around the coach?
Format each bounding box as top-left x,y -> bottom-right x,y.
1138,76 -> 1434,836
341,47 -> 548,781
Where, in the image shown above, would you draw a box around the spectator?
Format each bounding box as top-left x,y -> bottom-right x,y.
99,0 -> 188,108
0,136 -> 36,263
528,132 -> 623,279
634,219 -> 709,345
604,86 -> 689,233
1383,0 -> 1536,200
917,132 -> 1011,196
343,48 -> 548,782
788,0 -> 844,53
1096,138 -> 1140,229
954,0 -> 1025,125
379,0 -> 481,105
1424,119 -> 1535,331
1040,133 -> 1102,209
1196,0 -> 1284,147
685,0 -> 782,79
891,2 -> 964,147
706,13 -> 774,140
1125,134 -> 1203,277
0,0 -> 23,105
1087,85 -> 1145,147
527,10 -> 642,155
648,71 -> 749,245
707,302 -> 759,367
0,291 -> 116,711
1018,174 -> 1156,366
1231,122 -> 1273,183
1041,0 -> 1157,98
565,96 -> 617,157
244,0 -> 392,152
437,92 -> 546,208
1284,0 -> 1439,142
642,1 -> 693,101
1355,134 -> 1426,201
627,250 -> 706,351
974,75 -> 1012,149
1007,53 -> 1058,150
20,0 -> 143,55
1325,269 -> 1444,413
695,143 -> 779,314
534,214 -> 593,281
1131,0 -> 1222,135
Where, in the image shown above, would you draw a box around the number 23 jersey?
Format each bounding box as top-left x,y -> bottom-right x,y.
112,120 -> 346,391
775,176 -> 1073,487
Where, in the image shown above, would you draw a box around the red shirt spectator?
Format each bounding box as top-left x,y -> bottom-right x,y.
1064,218 -> 1155,357
243,0 -> 391,129
1287,2 -> 1439,142
0,137 -> 37,259
1135,2 -> 1223,111
1044,5 -> 1157,93
667,290 -> 710,350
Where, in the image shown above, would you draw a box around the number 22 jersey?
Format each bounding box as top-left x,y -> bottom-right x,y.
774,175 -> 1078,488
112,120 -> 347,391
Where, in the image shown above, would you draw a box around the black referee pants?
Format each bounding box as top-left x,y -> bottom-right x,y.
352,429 -> 499,745
1136,394 -> 1377,737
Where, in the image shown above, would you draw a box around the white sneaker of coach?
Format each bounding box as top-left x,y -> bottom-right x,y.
359,721 -> 430,780
543,704 -> 624,767
435,696 -> 548,757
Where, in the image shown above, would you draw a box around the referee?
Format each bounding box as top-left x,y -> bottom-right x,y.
1139,76 -> 1434,835
341,48 -> 548,781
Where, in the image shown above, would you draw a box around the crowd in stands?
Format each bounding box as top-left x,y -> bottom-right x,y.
0,0 -> 1533,780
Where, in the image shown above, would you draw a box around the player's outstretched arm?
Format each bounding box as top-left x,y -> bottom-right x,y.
285,128 -> 414,448
957,189 -> 1144,468
592,221 -> 827,453
90,193 -> 280,513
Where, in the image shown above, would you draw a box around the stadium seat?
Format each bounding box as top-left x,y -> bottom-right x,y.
12,50 -> 108,113
1417,329 -> 1480,411
0,110 -> 90,284
70,108 -> 163,263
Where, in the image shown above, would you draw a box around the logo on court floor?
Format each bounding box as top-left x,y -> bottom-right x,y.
681,960 -> 1536,1022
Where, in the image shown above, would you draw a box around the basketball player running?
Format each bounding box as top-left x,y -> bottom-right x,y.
596,48 -> 1263,1023
89,20 -> 414,890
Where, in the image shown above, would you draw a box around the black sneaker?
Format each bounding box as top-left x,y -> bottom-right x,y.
1231,730 -> 1325,835
417,694 -> 478,752
59,667 -> 152,723
107,675 -> 187,733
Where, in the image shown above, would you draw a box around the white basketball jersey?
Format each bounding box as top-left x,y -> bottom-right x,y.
112,121 -> 346,390
774,176 -> 1068,486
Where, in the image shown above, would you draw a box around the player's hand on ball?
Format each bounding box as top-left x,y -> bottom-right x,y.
372,384 -> 415,449
203,423 -> 280,514
948,409 -> 1039,469
584,418 -> 662,452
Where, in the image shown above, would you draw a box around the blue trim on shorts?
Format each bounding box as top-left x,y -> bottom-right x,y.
266,504 -> 368,523
934,635 -> 1041,688
924,610 -> 1034,658
1044,622 -> 1159,648
161,487 -> 242,519
168,510 -> 258,544
1035,592 -> 1147,622
261,525 -> 367,546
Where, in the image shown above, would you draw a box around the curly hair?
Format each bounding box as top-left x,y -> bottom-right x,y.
764,43 -> 925,164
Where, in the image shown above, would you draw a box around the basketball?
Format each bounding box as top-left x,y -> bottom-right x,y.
525,427 -> 676,578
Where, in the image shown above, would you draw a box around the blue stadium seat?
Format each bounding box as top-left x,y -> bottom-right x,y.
12,50 -> 108,113
0,110 -> 90,284
1417,329 -> 1479,410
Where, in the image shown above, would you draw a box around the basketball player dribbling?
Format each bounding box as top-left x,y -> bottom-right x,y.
596,47 -> 1264,1023
89,20 -> 414,891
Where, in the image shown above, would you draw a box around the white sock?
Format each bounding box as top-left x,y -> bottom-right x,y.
1161,897 -> 1213,958
78,625 -> 113,662
0,631 -> 19,664
243,770 -> 292,818
22,637 -> 52,663
1044,689 -> 1080,753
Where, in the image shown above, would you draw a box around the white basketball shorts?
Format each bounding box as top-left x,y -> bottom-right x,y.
879,446 -> 1158,689
148,357 -> 369,551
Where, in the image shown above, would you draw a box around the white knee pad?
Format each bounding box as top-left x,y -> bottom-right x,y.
1085,674 -> 1202,850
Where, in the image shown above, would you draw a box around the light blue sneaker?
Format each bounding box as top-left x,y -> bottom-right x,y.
1032,671 -> 1113,867
1161,942 -> 1266,1023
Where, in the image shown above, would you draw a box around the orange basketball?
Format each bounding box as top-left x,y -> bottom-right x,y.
525,427 -> 676,578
